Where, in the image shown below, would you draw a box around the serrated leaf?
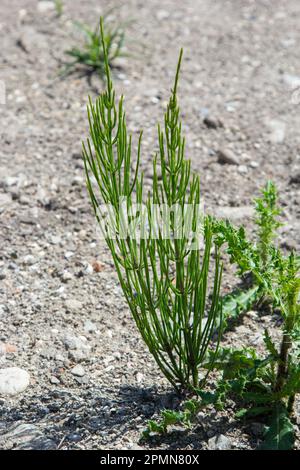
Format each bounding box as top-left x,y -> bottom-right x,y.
242,390 -> 274,404
236,406 -> 271,419
161,410 -> 182,426
195,390 -> 219,406
263,329 -> 279,358
183,399 -> 199,413
146,420 -> 165,434
221,286 -> 260,330
235,408 -> 248,419
259,403 -> 295,450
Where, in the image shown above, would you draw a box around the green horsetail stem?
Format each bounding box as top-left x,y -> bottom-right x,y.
82,18 -> 224,391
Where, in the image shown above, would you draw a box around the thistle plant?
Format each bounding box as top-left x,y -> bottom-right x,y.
143,398 -> 202,438
211,198 -> 299,449
213,181 -> 283,325
273,253 -> 300,407
82,18 -> 223,392
63,18 -> 126,77
254,181 -> 282,269
146,220 -> 299,447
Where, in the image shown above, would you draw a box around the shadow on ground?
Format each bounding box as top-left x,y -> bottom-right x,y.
0,384 -> 253,449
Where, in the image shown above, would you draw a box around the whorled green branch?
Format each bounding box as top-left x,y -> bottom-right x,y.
82,18 -> 224,391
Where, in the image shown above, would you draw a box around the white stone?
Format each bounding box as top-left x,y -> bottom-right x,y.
63,334 -> 88,350
282,73 -> 300,89
238,164 -> 248,174
0,367 -> 30,396
61,271 -> 73,282
0,193 -> 12,209
135,372 -> 144,384
65,299 -> 82,312
71,365 -> 85,377
267,119 -> 286,143
22,255 -> 37,266
208,434 -> 231,450
50,376 -> 60,385
37,1 -> 55,13
156,10 -> 170,21
50,235 -> 61,245
19,9 -> 27,21
84,320 -> 97,333
72,176 -> 84,186
63,334 -> 91,362
3,176 -> 19,187
84,264 -> 94,275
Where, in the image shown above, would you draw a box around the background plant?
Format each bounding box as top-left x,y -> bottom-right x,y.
63,17 -> 127,77
83,18 -> 224,392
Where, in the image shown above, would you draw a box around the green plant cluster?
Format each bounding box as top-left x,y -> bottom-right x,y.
144,184 -> 299,449
143,398 -> 202,438
63,18 -> 126,76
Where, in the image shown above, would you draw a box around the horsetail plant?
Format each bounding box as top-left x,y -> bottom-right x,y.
82,18 -> 223,392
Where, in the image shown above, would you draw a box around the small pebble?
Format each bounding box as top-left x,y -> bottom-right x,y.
84,320 -> 97,333
217,148 -> 239,165
208,434 -> 231,450
37,1 -> 55,13
65,299 -> 83,312
50,376 -> 60,385
71,365 -> 85,377
203,116 -> 223,129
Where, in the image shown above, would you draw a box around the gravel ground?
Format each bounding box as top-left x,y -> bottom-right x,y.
0,0 -> 299,450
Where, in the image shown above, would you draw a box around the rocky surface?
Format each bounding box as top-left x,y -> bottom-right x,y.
0,368 -> 30,396
0,0 -> 299,450
0,422 -> 56,450
208,434 -> 232,450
